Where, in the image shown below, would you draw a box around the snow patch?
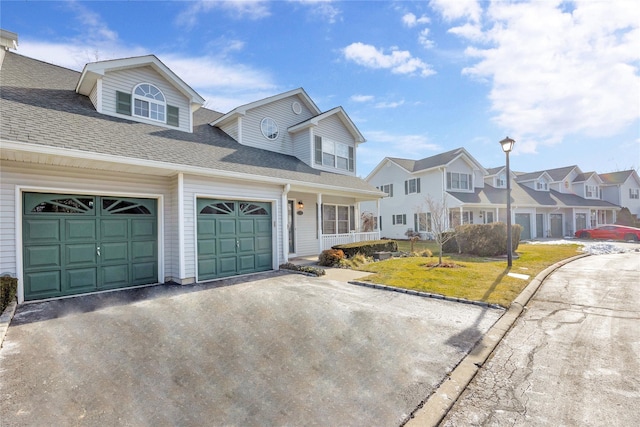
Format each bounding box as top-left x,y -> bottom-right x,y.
527,239 -> 639,255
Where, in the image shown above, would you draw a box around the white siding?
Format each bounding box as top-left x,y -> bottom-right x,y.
0,160 -> 175,285
312,115 -> 357,176
239,94 -> 315,155
291,130 -> 312,168
101,66 -> 192,133
89,83 -> 98,110
182,175 -> 284,281
219,118 -> 239,142
288,192 -> 318,256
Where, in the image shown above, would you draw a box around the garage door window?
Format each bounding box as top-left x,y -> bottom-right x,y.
102,198 -> 152,215
31,197 -> 94,214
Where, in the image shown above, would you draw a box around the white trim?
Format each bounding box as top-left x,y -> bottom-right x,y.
178,173 -> 185,279
1,140 -> 382,198
193,194 -> 279,283
96,78 -> 103,113
282,184 -> 290,263
15,185 -> 165,304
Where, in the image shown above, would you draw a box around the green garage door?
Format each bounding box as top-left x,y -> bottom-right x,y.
197,199 -> 272,281
23,193 -> 158,301
515,213 -> 531,240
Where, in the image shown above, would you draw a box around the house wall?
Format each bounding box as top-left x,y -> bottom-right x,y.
239,94 -> 315,156
101,66 -> 192,133
619,177 -> 640,216
311,115 -> 358,177
291,130 -> 312,169
181,175 -> 284,281
367,161 -> 445,239
219,118 -> 239,142
0,160 -> 175,283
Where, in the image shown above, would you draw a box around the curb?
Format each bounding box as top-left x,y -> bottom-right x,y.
404,253 -> 590,427
0,299 -> 18,348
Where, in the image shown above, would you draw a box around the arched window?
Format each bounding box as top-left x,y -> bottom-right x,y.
133,83 -> 166,122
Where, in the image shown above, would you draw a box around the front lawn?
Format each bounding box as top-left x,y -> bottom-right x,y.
353,243 -> 582,307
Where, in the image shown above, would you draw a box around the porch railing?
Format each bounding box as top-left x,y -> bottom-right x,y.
321,231 -> 380,251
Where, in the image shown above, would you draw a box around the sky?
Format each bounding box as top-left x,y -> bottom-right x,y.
2,0 -> 639,178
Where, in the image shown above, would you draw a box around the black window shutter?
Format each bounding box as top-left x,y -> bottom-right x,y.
403,214 -> 407,225
392,215 -> 396,225
350,206 -> 355,231
447,172 -> 451,189
116,91 -> 131,116
414,213 -> 417,230
390,184 -> 394,197
379,216 -> 382,231
405,180 -> 408,195
167,105 -> 179,127
348,146 -> 354,172
314,136 -> 322,165
417,178 -> 421,193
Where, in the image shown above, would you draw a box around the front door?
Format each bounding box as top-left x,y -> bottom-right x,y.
515,213 -> 531,240
536,214 -> 544,238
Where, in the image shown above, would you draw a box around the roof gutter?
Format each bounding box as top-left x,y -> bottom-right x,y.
1,139 -> 383,198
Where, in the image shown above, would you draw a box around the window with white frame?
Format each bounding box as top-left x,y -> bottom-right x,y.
630,188 -> 639,199
447,172 -> 472,190
315,136 -> 354,172
392,214 -> 406,225
405,178 -> 421,194
536,180 -> 548,190
586,185 -> 598,198
449,211 -> 473,227
496,174 -> 506,187
322,204 -> 350,234
133,83 -> 166,122
378,183 -> 393,197
415,212 -> 431,232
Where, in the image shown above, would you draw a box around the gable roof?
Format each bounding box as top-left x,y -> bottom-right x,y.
288,106 -> 365,143
485,166 -> 505,176
516,170 -> 553,183
0,52 -> 379,197
210,87 -> 321,127
76,55 -> 205,109
371,147 -> 486,179
599,170 -> 637,185
541,165 -> 580,182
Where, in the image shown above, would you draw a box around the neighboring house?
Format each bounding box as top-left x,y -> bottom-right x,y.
363,148 -> 621,241
599,170 -> 640,218
0,33 -> 381,303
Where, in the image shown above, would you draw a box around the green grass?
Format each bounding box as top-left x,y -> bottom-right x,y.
354,243 -> 582,307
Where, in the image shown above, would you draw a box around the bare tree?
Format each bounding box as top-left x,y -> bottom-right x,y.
421,195 -> 457,265
360,211 -> 376,232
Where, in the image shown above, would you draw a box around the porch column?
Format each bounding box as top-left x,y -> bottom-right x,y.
281,184 -> 290,264
495,207 -> 499,224
317,193 -> 323,253
572,208 -> 576,237
459,206 -> 463,225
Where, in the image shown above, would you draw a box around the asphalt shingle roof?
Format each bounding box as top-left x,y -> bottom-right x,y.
388,147 -> 465,172
0,52 -> 378,194
448,183 -> 618,208
599,170 -> 634,185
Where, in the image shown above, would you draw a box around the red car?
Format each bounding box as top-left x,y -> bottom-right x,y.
575,224 -> 640,241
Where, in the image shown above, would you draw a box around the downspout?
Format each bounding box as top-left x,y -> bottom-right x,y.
282,184 -> 290,264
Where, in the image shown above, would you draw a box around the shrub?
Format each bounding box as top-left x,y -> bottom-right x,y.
440,231 -> 459,253
318,249 -> 345,266
419,249 -> 433,257
338,253 -> 370,268
1,276 -> 18,313
454,223 -> 522,256
332,240 -> 398,258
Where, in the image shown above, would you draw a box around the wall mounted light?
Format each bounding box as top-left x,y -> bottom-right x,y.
297,201 -> 304,210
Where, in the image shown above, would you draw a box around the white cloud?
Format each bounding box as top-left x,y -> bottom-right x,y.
402,13 -> 430,28
375,100 -> 405,109
418,28 -> 435,49
343,42 -> 435,77
176,0 -> 271,28
435,0 -> 640,154
293,0 -> 341,23
429,0 -> 481,23
351,94 -> 375,103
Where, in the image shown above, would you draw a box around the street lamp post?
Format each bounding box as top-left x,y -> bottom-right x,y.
500,137 -> 516,267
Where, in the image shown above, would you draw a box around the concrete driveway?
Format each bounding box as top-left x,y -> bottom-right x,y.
0,270 -> 503,427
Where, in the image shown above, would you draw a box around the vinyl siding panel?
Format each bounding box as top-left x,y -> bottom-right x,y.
312,115 -> 357,176
89,83 -> 99,110
288,192 -> 317,256
292,130 -> 312,168
182,175 -> 283,280
0,160 -> 175,283
219,119 -> 239,142
239,94 -> 315,155
101,66 -> 192,133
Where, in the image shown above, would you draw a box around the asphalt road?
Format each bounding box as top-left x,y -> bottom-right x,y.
0,271 -> 503,427
441,251 -> 640,426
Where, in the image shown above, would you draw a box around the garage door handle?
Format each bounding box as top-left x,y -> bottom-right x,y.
97,247 -> 101,257
236,240 -> 240,248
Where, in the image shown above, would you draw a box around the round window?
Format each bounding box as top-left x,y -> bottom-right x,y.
292,101 -> 302,115
261,117 -> 279,140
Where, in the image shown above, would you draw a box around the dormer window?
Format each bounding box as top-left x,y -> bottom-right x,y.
116,85 -> 179,127
586,185 -> 599,198
314,136 -> 354,172
497,174 -> 506,187
133,84 -> 166,122
536,180 -> 548,191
